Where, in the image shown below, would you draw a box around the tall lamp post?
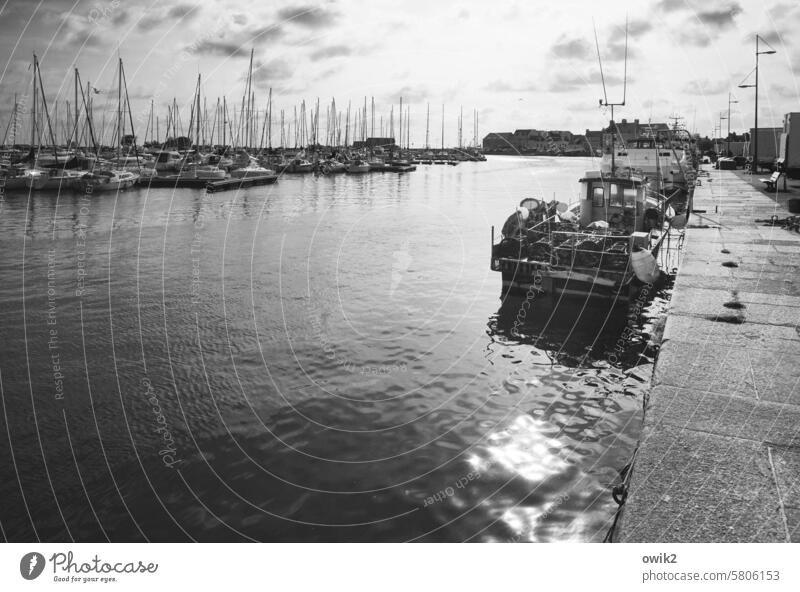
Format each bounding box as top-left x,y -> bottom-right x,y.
719,113 -> 728,156
727,92 -> 738,156
738,34 -> 776,173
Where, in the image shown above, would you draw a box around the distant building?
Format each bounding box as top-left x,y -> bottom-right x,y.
483,129 -> 590,155
604,118 -> 670,144
482,132 -> 515,152
352,137 -> 395,150
584,130 -> 604,154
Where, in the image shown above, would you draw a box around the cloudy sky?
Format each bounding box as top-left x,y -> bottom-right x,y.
0,0 -> 798,146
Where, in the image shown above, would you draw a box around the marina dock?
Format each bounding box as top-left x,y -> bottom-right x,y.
617,167 -> 800,542
143,174 -> 278,192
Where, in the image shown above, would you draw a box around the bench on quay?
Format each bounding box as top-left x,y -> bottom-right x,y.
759,171 -> 783,190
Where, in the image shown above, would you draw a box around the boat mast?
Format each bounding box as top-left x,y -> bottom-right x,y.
120,59 -> 142,168
117,57 -> 122,159
594,19 -> 627,177
399,96 -> 403,151
425,103 -> 430,150
31,53 -> 37,157
441,104 -> 444,152
34,54 -> 59,165
267,88 -> 272,149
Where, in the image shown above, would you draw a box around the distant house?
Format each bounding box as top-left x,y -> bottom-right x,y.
482,132 -> 515,153
605,118 -> 670,145
584,130 -> 604,154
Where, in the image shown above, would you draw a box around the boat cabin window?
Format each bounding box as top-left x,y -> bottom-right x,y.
623,187 -> 637,205
591,185 -> 604,206
608,183 -> 624,206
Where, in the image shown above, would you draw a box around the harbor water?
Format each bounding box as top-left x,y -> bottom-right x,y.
0,156 -> 667,542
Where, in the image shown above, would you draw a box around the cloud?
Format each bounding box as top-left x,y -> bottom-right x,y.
753,31 -> 784,46
654,0 -> 687,12
232,13 -> 248,25
548,70 -> 626,93
317,66 -> 341,79
683,78 -> 728,95
136,13 -> 162,30
251,59 -> 293,85
606,40 -> 634,61
167,4 -> 199,20
696,3 -> 742,28
482,80 -> 538,93
550,35 -> 592,59
276,4 -> 339,28
187,22 -> 284,56
192,40 -> 248,57
627,19 -> 653,36
110,9 -> 130,26
769,84 -> 799,99
309,44 -> 352,61
381,85 -> 430,104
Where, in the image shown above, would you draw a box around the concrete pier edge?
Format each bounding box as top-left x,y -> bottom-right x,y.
616,167 -> 800,542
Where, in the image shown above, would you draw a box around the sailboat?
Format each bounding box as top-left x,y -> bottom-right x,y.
73,58 -> 140,192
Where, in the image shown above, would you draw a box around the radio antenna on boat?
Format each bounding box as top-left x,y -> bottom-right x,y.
593,20 -> 608,106
594,16 -> 629,175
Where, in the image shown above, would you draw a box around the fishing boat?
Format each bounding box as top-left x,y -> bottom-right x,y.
490,165 -> 682,303
490,22 -> 694,303
73,169 -> 139,192
607,133 -> 694,214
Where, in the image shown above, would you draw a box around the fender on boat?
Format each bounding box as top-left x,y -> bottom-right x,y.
631,248 -> 660,283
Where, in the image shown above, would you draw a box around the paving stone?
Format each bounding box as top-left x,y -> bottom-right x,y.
644,385 -> 800,446
662,315 -> 800,348
769,446 -> 800,510
618,426 -> 786,542
619,170 -> 800,543
786,508 -> 800,542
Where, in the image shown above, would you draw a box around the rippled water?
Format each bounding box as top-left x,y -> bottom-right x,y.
0,156 -> 667,542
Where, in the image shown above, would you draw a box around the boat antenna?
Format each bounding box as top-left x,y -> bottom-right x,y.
595,17 -> 629,176
593,20 -> 608,106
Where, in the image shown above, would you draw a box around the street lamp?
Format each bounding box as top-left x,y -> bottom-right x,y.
738,34 -> 776,173
719,112 -> 728,156
727,92 -> 738,156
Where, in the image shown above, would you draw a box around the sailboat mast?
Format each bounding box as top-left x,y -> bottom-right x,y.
267,88 -> 272,149
441,104 -> 444,151
399,96 -> 403,150
117,57 -> 122,158
406,106 -> 410,149
425,103 -> 430,149
31,54 -> 37,152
